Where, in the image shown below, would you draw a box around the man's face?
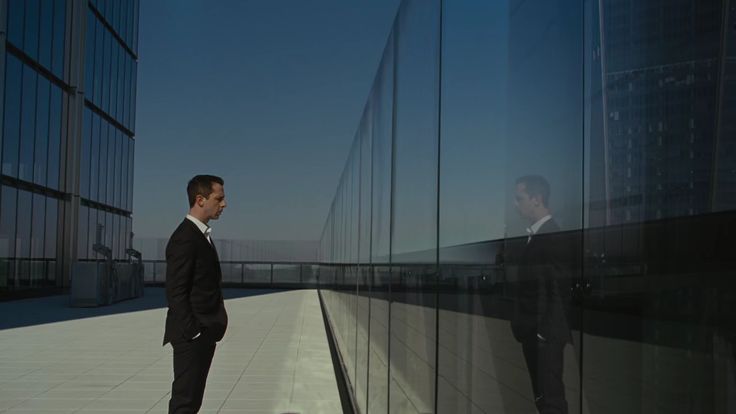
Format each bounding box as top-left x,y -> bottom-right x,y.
199,183 -> 226,221
514,183 -> 535,222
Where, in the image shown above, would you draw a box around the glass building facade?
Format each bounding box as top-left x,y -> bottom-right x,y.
1,0 -> 139,295
318,0 -> 736,413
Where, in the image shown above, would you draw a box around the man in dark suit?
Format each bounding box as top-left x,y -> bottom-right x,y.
510,175 -> 573,414
164,175 -> 228,414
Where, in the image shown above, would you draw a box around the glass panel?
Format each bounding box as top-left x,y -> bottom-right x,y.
99,121 -> 109,204
87,208 -> 97,259
31,194 -> 46,260
389,1 -> 441,412
133,0 -> 139,54
39,0 -> 54,70
272,264 -> 301,283
94,17 -> 104,105
105,211 -> 113,252
121,135 -> 129,210
110,43 -> 119,121
0,186 -> 18,259
85,10 -> 96,99
368,266 -> 390,414
503,1 -> 584,413
243,264 -> 271,284
51,0 -> 66,79
581,1 -> 736,413
7,0 -> 25,48
45,198 -> 57,259
102,27 -> 111,113
371,35 -> 394,265
47,85 -> 62,190
89,113 -> 100,201
23,0 -> 40,60
436,2 -> 517,413
2,54 -> 23,178
34,76 -> 50,187
78,205 -> 89,260
19,65 -> 37,183
355,265 -> 370,413
81,108 -> 92,198
107,127 -> 116,204
131,60 -> 137,130
128,139 -> 134,210
117,48 -> 125,122
16,190 -> 32,260
115,130 -> 123,208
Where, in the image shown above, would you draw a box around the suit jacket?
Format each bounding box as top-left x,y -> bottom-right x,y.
163,219 -> 228,345
510,218 -> 574,344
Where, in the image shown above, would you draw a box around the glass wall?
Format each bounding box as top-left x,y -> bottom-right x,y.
1,0 -> 139,294
318,0 -> 736,413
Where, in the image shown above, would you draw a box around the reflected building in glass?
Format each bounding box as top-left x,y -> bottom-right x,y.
318,0 -> 736,413
1,0 -> 139,296
590,0 -> 736,225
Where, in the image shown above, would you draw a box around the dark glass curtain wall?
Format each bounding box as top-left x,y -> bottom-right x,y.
319,0 -> 736,413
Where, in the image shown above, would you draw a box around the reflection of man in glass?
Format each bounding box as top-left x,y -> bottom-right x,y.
511,175 -> 572,414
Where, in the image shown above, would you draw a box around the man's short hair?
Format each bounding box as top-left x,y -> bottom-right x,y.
516,175 -> 550,207
187,175 -> 224,207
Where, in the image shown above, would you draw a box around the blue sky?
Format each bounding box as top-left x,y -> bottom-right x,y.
132,1 -> 400,240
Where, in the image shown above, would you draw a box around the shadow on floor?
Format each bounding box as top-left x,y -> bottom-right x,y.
0,287 -> 284,330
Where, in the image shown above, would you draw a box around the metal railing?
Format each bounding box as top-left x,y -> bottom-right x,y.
142,260 -> 324,288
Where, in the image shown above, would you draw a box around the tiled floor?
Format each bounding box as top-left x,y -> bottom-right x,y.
0,288 -> 341,414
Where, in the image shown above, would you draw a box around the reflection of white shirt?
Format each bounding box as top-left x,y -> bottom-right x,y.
526,214 -> 552,243
186,214 -> 212,244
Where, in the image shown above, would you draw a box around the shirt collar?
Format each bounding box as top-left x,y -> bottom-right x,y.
528,214 -> 552,236
186,214 -> 211,237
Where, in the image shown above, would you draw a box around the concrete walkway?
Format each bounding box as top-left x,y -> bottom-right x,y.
0,288 -> 341,413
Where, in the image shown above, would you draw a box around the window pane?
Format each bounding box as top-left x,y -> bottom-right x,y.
7,0 -> 25,48
34,76 -> 50,187
47,85 -> 62,190
122,53 -> 129,128
0,186 -> 18,258
81,108 -> 92,199
88,208 -> 97,258
110,43 -> 119,121
128,139 -> 134,210
51,0 -> 66,78
99,121 -> 109,204
581,1 -> 736,412
2,55 -> 23,178
77,205 -> 88,260
131,60 -> 137,130
16,190 -> 32,259
102,28 -> 111,113
121,134 -> 128,210
115,130 -> 123,208
45,198 -> 58,259
107,127 -> 116,205
19,65 -> 38,183
94,18 -> 104,105
31,194 -> 46,259
39,0 -> 54,70
90,113 -> 100,201
23,0 -> 40,60
85,10 -> 96,98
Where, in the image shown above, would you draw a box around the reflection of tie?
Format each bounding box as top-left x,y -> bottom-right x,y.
526,227 -> 533,244
204,228 -> 213,245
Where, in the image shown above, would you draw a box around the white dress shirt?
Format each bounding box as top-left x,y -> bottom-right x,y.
186,214 -> 212,245
526,214 -> 552,244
